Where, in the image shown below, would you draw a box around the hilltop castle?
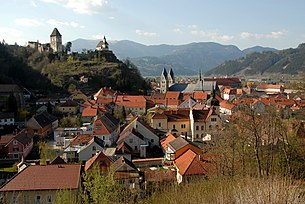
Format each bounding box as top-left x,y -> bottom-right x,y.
28,28 -> 63,53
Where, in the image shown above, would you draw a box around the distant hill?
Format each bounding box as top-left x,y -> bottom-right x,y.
71,39 -> 276,76
206,43 -> 305,76
242,46 -> 277,55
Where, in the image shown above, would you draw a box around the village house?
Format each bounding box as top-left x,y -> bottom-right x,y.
115,95 -> 152,115
0,164 -> 81,204
93,113 -> 120,146
64,135 -> 105,162
0,84 -> 25,109
26,111 -> 58,137
55,100 -> 79,115
84,151 -> 113,172
0,129 -> 34,160
256,84 -> 284,94
219,100 -> 237,115
70,89 -> 89,102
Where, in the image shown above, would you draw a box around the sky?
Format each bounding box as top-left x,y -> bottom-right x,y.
1,0 -> 305,50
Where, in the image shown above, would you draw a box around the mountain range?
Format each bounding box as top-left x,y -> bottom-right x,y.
71,38 -> 276,76
206,43 -> 305,76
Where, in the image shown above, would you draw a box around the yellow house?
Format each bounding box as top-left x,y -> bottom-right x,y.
0,164 -> 81,203
70,89 -> 89,101
56,100 -> 79,115
151,108 -> 222,142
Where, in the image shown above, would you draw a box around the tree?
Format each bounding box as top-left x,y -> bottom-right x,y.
6,93 -> 18,117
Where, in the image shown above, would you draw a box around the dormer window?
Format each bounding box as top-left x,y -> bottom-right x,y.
13,140 -> 18,145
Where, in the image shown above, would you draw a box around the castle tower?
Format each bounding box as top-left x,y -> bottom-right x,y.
160,67 -> 168,94
96,36 -> 109,51
50,28 -> 62,53
168,67 -> 175,88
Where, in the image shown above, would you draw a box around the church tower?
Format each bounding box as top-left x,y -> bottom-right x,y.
50,28 -> 62,53
160,67 -> 168,94
96,36 -> 109,51
168,67 -> 175,88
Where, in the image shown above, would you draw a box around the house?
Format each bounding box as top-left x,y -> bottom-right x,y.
120,117 -> 160,148
26,111 -> 58,137
110,156 -> 141,189
164,91 -> 182,108
53,127 -> 84,146
164,136 -> 202,161
70,89 -> 88,102
220,100 -> 237,115
93,87 -> 116,104
116,128 -> 146,157
0,164 -> 81,204
84,151 -> 112,172
81,106 -> 98,123
93,113 -> 120,146
0,129 -> 33,160
115,95 -> 149,115
55,100 -> 79,115
174,149 -> 208,184
256,84 -> 284,94
64,135 -> 105,162
0,112 -> 14,127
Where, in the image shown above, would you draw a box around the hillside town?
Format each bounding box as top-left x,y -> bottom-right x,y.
0,28 -> 305,203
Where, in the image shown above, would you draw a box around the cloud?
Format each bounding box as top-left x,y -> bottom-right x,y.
46,19 -> 84,28
173,28 -> 183,34
14,18 -> 43,27
190,30 -> 234,42
108,16 -> 115,20
240,31 -> 285,40
92,34 -> 105,39
135,29 -> 159,37
0,27 -> 26,45
41,0 -> 108,14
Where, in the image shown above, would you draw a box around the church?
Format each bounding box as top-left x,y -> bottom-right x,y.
160,68 -> 218,94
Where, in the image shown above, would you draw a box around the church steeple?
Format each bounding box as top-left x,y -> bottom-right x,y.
168,67 -> 175,87
160,67 -> 168,94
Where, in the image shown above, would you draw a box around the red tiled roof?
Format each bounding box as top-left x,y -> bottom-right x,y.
174,149 -> 206,176
85,151 -> 112,171
160,132 -> 176,151
115,95 -> 147,108
82,106 -> 98,117
71,134 -> 94,146
256,84 -> 283,90
220,100 -> 236,110
0,164 -> 81,191
116,142 -> 133,154
193,91 -> 207,101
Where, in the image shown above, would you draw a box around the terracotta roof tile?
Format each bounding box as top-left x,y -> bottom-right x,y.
0,164 -> 81,191
82,106 -> 98,117
115,95 -> 147,108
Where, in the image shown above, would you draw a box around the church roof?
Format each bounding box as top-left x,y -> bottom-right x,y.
168,68 -> 174,79
169,81 -> 216,93
50,28 -> 61,37
161,67 -> 168,79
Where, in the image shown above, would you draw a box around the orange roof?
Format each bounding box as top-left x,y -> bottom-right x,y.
193,91 -> 207,101
0,164 -> 81,191
96,97 -> 113,105
256,84 -> 283,90
220,100 -> 236,110
115,95 -> 147,108
174,149 -> 206,176
160,132 -> 176,151
85,151 -> 112,171
82,106 -> 98,117
165,91 -> 181,100
71,134 -> 94,146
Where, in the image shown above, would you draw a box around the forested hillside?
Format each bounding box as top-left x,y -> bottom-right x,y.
206,43 -> 305,76
0,43 -> 149,95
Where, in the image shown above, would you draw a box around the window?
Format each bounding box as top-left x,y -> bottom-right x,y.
14,154 -> 19,159
151,139 -> 154,143
201,125 -> 204,130
196,126 -> 199,130
46,195 -> 52,203
129,138 -> 133,143
13,140 -> 18,145
196,134 -> 199,138
173,124 -> 175,129
181,124 -> 186,129
92,146 -> 96,151
13,147 -> 19,152
209,125 -> 212,130
211,118 -> 217,122
135,146 -> 137,150
158,122 -> 161,127
35,195 -> 42,204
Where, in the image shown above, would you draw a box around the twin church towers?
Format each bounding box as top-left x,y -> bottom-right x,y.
160,67 -> 175,93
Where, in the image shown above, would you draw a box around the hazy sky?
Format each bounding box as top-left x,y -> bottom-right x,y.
1,0 -> 305,49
